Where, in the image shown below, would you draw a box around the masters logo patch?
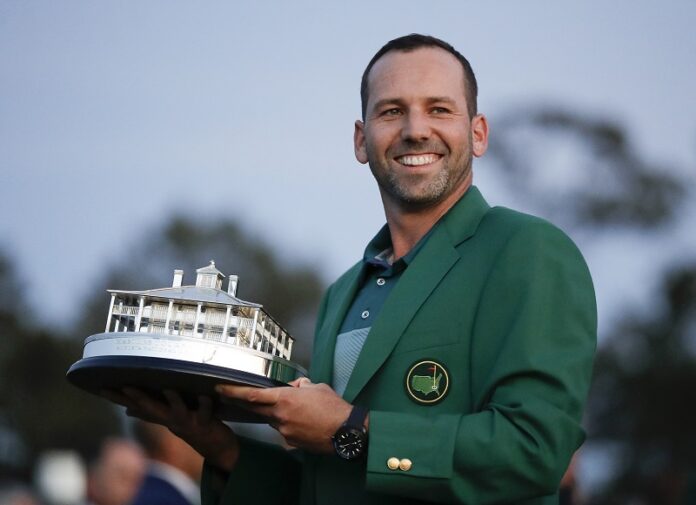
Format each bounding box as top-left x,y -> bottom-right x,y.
405,360 -> 450,405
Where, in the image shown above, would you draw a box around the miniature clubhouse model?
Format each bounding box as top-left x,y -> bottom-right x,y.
67,261 -> 307,421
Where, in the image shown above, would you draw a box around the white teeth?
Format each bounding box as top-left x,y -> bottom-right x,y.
397,154 -> 439,166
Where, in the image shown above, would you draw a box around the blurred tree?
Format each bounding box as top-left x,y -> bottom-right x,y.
0,251 -> 29,478
487,106 -> 685,229
587,263 -> 696,505
0,251 -> 121,480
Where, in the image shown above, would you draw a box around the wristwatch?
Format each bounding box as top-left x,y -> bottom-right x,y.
332,405 -> 369,460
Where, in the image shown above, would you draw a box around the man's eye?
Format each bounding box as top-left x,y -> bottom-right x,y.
432,107 -> 450,114
382,108 -> 402,116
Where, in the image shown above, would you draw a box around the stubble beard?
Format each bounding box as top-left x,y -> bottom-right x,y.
380,166 -> 451,207
368,142 -> 473,210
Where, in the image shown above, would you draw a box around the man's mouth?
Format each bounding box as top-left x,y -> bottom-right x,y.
394,153 -> 443,166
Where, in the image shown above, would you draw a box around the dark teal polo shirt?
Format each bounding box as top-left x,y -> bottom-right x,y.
332,224 -> 435,396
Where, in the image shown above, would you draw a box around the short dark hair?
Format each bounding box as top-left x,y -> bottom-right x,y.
360,34 -> 478,120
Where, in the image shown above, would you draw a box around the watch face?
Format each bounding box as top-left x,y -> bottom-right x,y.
333,427 -> 366,460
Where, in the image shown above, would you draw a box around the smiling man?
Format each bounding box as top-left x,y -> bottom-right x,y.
115,34 -> 597,505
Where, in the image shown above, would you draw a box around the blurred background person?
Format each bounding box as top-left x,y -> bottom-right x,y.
85,439 -> 145,505
130,420 -> 202,505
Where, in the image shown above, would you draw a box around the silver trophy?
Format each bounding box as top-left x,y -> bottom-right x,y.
67,261 -> 308,422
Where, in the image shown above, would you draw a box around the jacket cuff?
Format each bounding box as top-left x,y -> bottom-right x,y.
366,411 -> 459,494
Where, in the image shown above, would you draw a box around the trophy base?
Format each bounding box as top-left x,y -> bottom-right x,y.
67,355 -> 284,423
66,331 -> 308,423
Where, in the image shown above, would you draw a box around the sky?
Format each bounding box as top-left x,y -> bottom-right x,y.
1,0 -> 695,336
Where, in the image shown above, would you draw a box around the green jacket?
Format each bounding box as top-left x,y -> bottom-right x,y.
202,186 -> 597,504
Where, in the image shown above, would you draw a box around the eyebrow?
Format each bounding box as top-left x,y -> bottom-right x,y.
370,96 -> 459,112
371,98 -> 406,112
425,96 -> 458,105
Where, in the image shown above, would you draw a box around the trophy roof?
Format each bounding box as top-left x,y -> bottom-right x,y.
196,261 -> 224,276
107,286 -> 263,308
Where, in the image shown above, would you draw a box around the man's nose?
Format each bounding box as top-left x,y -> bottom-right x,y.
401,111 -> 431,141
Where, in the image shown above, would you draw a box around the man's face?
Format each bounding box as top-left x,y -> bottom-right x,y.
88,441 -> 145,505
354,47 -> 488,210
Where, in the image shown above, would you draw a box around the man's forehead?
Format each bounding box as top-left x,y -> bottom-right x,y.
371,46 -> 460,68
366,47 -> 467,101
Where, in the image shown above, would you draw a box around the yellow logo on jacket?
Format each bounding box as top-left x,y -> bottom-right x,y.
405,360 -> 449,404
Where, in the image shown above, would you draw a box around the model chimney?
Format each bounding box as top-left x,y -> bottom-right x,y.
228,275 -> 239,297
172,269 -> 184,288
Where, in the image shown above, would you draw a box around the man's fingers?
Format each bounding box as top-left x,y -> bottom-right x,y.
196,396 -> 214,424
100,389 -> 134,408
162,389 -> 189,417
122,387 -> 172,420
216,384 -> 280,405
289,377 -> 313,388
122,387 -> 154,403
238,402 -> 276,421
124,407 -> 161,425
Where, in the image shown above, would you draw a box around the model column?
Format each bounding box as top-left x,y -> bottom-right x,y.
164,300 -> 174,335
134,296 -> 146,332
105,293 -> 116,333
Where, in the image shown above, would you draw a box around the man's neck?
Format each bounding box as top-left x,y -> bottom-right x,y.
382,179 -> 471,260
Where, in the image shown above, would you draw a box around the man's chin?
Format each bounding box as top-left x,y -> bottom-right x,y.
388,187 -> 448,210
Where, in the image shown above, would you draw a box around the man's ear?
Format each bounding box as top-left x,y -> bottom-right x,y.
471,114 -> 489,158
354,120 -> 368,164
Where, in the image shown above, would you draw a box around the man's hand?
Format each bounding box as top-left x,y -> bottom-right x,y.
101,388 -> 240,472
216,378 -> 353,454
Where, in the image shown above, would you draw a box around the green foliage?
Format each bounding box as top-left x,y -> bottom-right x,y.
588,264 -> 696,504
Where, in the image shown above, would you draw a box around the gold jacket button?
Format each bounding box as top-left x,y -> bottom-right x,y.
387,457 -> 400,470
399,458 -> 413,472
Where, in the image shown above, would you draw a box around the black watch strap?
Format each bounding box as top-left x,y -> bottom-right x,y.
346,405 -> 369,430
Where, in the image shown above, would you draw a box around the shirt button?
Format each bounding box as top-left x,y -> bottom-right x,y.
376,278 -> 386,286
361,310 -> 370,319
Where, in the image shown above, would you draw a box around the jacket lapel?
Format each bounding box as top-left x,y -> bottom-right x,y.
309,263 -> 365,384
342,186 -> 491,403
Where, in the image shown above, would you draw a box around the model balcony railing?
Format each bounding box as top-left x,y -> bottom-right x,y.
106,297 -> 294,361
176,311 -> 197,324
153,307 -> 170,320
203,311 -> 227,327
112,305 -> 140,316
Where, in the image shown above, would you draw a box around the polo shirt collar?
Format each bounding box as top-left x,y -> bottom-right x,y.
362,219 -> 436,271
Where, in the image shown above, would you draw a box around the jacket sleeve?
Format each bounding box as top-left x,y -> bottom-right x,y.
364,221 -> 597,503
201,436 -> 301,505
